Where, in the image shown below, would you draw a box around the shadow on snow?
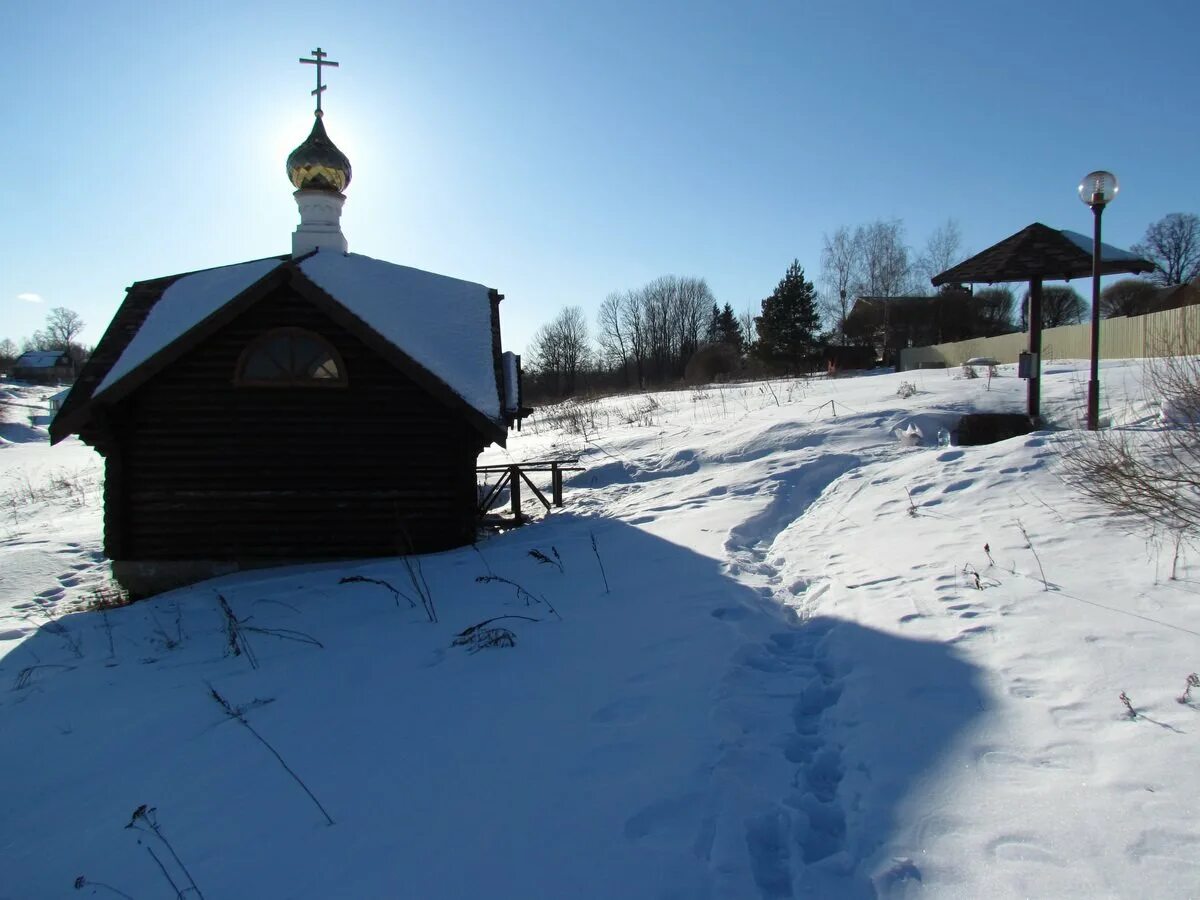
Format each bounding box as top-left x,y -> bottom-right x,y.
0,513 -> 983,899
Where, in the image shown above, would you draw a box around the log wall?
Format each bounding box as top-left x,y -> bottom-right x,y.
105,287 -> 487,561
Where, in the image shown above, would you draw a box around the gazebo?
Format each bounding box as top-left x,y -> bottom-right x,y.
931,222 -> 1153,421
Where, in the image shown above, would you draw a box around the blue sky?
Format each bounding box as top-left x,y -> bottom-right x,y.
5,0 -> 1198,355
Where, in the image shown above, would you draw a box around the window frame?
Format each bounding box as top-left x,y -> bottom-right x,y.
234,326 -> 349,388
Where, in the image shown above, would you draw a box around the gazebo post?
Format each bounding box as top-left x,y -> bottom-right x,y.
1028,276 -> 1043,422
929,222 -> 1152,429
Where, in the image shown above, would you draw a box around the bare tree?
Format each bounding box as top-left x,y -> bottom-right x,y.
528,306 -> 590,397
820,226 -> 859,340
972,287 -> 1016,335
596,292 -> 631,386
913,219 -> 965,288
1131,213 -> 1200,286
627,275 -> 715,383
1100,278 -> 1159,318
855,220 -> 911,298
641,276 -> 675,382
43,307 -> 85,350
621,291 -> 648,388
673,276 -> 712,366
0,338 -> 14,421
1022,285 -> 1087,329
739,305 -> 757,349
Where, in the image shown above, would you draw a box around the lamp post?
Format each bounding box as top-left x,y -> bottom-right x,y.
1078,170 -> 1119,431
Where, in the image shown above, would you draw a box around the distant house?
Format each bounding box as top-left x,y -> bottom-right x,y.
12,350 -> 73,384
50,67 -> 523,596
844,293 -> 969,364
47,388 -> 72,414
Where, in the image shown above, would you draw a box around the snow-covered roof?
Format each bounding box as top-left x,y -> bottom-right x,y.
92,250 -> 501,424
95,258 -> 283,396
1058,230 -> 1145,262
16,351 -> 67,368
299,251 -> 500,421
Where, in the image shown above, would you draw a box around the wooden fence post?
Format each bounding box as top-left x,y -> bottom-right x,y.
509,464 -> 522,520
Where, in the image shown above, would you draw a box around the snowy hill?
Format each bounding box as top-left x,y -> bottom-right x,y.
2,363 -> 1198,898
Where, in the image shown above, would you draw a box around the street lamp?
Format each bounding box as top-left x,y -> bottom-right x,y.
1078,170 -> 1119,431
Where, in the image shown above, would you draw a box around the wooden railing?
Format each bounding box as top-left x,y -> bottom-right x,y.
476,459 -> 583,520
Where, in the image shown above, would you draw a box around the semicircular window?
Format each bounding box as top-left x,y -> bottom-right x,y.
236,328 -> 347,387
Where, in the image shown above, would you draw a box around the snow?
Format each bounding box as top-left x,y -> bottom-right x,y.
300,250 -> 502,422
90,251 -> 503,424
502,350 -> 520,412
14,350 -> 66,368
95,258 -> 283,396
1059,229 -> 1146,262
1,385 -> 105,642
3,362 -> 1200,898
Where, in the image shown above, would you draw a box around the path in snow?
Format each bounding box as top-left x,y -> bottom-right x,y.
1,392 -> 106,650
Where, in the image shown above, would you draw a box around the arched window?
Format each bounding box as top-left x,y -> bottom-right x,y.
236,328 -> 347,387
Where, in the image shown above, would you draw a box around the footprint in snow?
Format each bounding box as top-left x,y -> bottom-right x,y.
622,792 -> 705,844
1126,828 -> 1200,868
1006,677 -> 1043,699
1048,702 -> 1091,731
711,606 -> 751,622
744,810 -> 794,898
949,624 -> 992,643
986,834 -> 1063,866
591,696 -> 652,725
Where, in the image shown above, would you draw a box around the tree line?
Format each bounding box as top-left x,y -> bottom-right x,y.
0,307 -> 90,374
524,210 -> 1198,401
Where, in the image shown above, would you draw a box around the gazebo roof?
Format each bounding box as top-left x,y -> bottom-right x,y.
931,222 -> 1154,286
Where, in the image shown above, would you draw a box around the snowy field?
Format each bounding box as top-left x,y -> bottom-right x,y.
2,362 -> 1198,899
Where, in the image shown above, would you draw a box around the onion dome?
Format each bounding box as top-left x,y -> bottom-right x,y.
286,115 -> 352,193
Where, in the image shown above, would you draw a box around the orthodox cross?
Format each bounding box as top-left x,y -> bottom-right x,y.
299,47 -> 339,117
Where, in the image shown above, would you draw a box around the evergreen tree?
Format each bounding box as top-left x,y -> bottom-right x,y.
754,260 -> 819,372
716,303 -> 744,351
704,303 -> 722,344
704,302 -> 746,352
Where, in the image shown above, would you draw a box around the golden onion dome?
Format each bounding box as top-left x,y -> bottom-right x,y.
286,114 -> 352,193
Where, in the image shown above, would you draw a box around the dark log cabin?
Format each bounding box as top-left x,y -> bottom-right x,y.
50,67 -> 531,596
50,78 -> 522,595
51,252 -> 519,596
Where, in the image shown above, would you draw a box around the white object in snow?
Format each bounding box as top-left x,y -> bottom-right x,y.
1160,396 -> 1200,425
